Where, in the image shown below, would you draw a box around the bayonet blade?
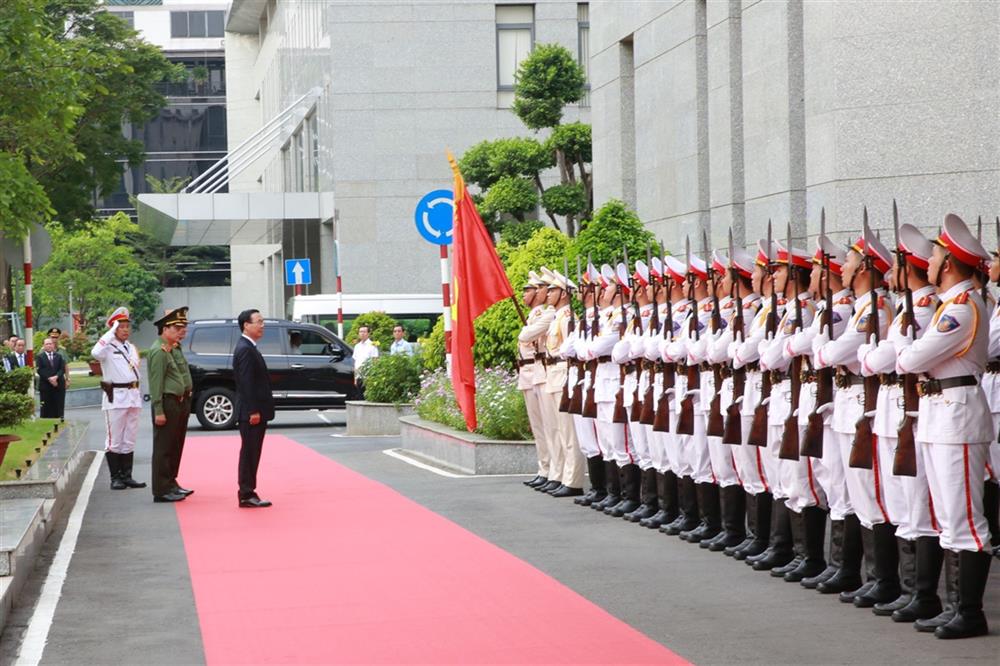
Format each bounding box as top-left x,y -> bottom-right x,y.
977,215 -> 983,242
892,199 -> 900,250
786,221 -> 793,264
766,219 -> 772,264
685,236 -> 691,271
728,228 -> 734,267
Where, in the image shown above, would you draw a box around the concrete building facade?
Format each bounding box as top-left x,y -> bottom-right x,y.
222,0 -> 590,303
591,0 -> 1000,253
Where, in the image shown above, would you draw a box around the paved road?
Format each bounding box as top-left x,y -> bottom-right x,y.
2,405 -> 997,665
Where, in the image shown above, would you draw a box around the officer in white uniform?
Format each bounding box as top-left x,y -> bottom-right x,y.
91,307 -> 146,490
896,213 -> 993,639
518,272 -> 555,490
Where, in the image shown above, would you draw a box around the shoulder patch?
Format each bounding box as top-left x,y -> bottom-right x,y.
954,291 -> 970,305
832,312 -> 843,324
877,296 -> 886,308
916,295 -> 933,308
937,314 -> 961,332
855,313 -> 871,332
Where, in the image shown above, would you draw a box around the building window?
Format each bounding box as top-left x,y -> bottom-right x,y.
171,11 -> 225,38
110,11 -> 134,28
578,4 -> 590,106
496,4 -> 534,91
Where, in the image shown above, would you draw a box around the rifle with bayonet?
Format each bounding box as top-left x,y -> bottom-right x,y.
676,237 -> 699,436
706,231 -> 726,437
653,246 -> 676,432
893,201 -> 918,476
629,250 -> 646,422
582,252 -> 599,418
748,221 -> 776,446
802,208 -> 832,458
639,245 -> 660,424
567,256 -> 586,414
613,250 -> 630,424
779,222 -> 804,460
559,257 -> 575,413
850,209 -> 878,470
722,229 -> 745,445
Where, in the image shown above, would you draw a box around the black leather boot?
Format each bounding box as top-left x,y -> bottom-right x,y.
837,519 -> 875,601
874,537 -> 915,615
576,456 -> 606,506
662,475 -> 699,535
893,536 -> 943,623
819,513 -> 864,594
916,549 -> 959,632
752,498 -> 794,570
640,471 -> 671,528
709,485 -> 747,551
625,468 -> 659,522
682,483 -> 721,543
737,492 -> 772,560
785,506 -> 827,582
606,464 -> 641,517
803,518 -> 842,589
984,480 -> 999,550
854,523 -> 902,607
592,461 -> 621,511
107,453 -> 126,490
935,550 -> 991,639
119,452 -> 147,489
725,491 -> 755,557
772,507 -> 805,577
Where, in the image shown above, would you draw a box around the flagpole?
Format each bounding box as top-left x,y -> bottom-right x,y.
509,296 -> 527,325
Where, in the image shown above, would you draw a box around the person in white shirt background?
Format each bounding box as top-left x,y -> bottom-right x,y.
390,325 -> 414,356
352,325 -> 379,389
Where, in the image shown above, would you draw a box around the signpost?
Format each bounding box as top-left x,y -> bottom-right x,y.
284,258 -> 312,296
414,190 -> 455,369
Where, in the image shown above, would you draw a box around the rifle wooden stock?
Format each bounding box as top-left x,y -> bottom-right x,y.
722,366 -> 745,444
630,364 -> 644,422
747,371 -> 771,447
706,366 -> 725,437
779,357 -> 802,460
639,368 -> 657,424
653,363 -> 675,432
582,359 -> 598,418
613,364 -> 628,423
893,372 -> 919,477
676,365 -> 698,436
558,364 -> 571,413
567,360 -> 584,414
848,375 -> 879,469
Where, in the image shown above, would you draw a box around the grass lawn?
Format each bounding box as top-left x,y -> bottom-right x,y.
0,418 -> 60,480
66,374 -> 104,390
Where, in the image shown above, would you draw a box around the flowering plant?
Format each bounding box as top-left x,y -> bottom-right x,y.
414,367 -> 531,440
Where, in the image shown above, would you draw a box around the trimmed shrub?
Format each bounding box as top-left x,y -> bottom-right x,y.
362,354 -> 422,405
346,311 -> 397,350
0,367 -> 35,431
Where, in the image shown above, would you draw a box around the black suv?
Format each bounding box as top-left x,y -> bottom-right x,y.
183,318 -> 360,429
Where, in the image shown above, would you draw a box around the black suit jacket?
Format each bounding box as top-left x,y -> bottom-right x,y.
36,351 -> 66,389
233,335 -> 275,422
6,353 -> 28,372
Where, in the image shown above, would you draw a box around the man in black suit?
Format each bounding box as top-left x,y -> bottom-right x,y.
4,338 -> 27,372
233,309 -> 274,508
36,337 -> 67,418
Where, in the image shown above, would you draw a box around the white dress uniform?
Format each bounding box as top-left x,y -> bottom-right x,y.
733,295 -> 775,496
696,295 -> 741,489
667,296 -> 713,484
714,293 -> 761,488
983,298 -> 1000,481
897,279 -> 993,552
613,303 -> 653,470
560,329 -> 600,460
91,324 -> 143,454
858,285 -> 938,539
659,297 -> 691,476
543,302 -> 585,489
518,303 -> 555,479
814,288 -> 893,529
644,302 -> 670,474
590,304 -> 631,467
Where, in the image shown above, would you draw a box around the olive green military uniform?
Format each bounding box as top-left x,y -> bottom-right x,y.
147,337 -> 193,497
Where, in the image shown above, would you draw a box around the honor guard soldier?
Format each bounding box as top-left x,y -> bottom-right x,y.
985,241 -> 1000,558
896,213 -> 993,639
147,307 -> 194,503
91,307 -> 145,490
518,272 -> 555,490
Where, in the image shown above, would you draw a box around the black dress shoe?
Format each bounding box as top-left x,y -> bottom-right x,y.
816,569 -> 864,595
724,536 -> 754,557
735,539 -> 768,561
545,483 -> 567,495
239,496 -> 273,508
174,486 -> 194,496
624,504 -> 657,523
527,476 -> 549,488
550,486 -> 584,498
839,580 -> 875,603
537,480 -> 561,493
523,475 -> 544,487
153,492 -> 186,503
605,499 -> 640,518
121,477 -> 147,489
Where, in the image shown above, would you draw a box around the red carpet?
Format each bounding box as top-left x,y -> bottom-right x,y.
175,435 -> 688,665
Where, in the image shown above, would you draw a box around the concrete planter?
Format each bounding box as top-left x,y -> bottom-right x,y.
398,415 -> 536,475
345,400 -> 415,436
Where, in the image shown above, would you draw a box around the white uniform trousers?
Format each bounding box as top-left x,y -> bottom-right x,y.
812,425 -> 853,520
875,435 -> 908,527
552,409 -> 585,488
709,375 -> 740,487
834,430 -> 887,529
522,387 -> 550,477
536,388 -> 565,483
645,425 -> 667,472
628,421 -> 653,470
734,416 -> 770,495
922,441 -> 992,552
104,407 -> 142,454
988,412 -> 1000,481
596,401 -> 633,467
573,415 -> 602,459
685,417 -> 713,484
765,380 -> 791,499
785,385 -> 827,512
896,441 -> 939,541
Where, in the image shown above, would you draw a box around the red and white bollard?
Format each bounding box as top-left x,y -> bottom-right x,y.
335,240 -> 344,339
440,244 -> 452,372
23,235 -> 33,368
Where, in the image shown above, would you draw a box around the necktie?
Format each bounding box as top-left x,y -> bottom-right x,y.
48,352 -> 53,363
18,354 -> 23,367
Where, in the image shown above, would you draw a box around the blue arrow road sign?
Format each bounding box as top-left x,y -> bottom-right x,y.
414,189 -> 454,246
284,258 -> 312,286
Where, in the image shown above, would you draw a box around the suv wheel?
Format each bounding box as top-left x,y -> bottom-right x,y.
195,387 -> 237,430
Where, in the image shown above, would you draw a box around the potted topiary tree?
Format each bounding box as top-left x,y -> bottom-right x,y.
0,367 -> 37,468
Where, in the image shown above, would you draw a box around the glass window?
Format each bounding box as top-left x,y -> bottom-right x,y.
110,11 -> 133,28
287,329 -> 330,356
170,11 -> 188,37
256,326 -> 283,355
189,11 -> 206,37
190,326 -> 234,354
578,3 -> 590,106
496,5 -> 534,91
206,11 -> 225,37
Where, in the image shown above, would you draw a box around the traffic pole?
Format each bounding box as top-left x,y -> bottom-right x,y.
335,239 -> 344,339
440,244 -> 452,372
23,235 -> 33,368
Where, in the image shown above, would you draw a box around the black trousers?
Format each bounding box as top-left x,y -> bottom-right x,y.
39,384 -> 66,418
151,395 -> 190,496
238,420 -> 267,499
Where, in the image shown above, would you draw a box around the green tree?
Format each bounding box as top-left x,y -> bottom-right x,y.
346,311 -> 398,351
33,213 -> 163,331
569,199 -> 657,268
511,44 -> 586,130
